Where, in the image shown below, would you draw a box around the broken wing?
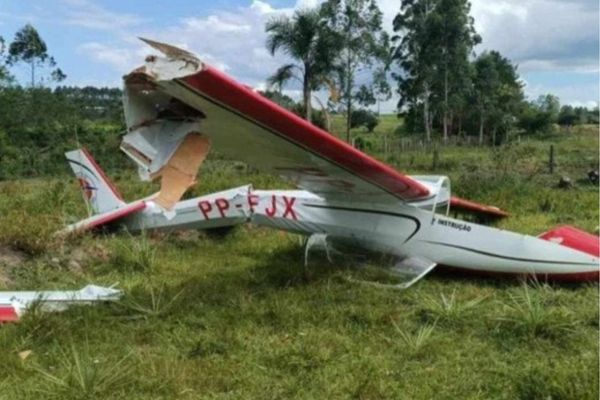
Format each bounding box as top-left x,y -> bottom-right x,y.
121,39 -> 431,206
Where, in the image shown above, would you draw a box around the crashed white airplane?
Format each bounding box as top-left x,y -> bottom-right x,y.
64,38 -> 598,287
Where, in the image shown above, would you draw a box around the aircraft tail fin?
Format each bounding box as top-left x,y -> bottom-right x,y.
65,148 -> 125,214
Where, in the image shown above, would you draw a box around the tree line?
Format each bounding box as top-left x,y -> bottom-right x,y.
0,24 -> 126,178
265,0 -> 598,144
0,13 -> 598,179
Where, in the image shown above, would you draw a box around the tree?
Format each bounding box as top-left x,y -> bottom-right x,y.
433,0 -> 480,141
472,53 -> 498,144
7,24 -> 65,87
350,109 -> 379,132
471,51 -> 523,144
266,9 -> 337,122
558,105 -> 577,127
259,90 -> 297,110
0,36 -> 13,85
393,0 -> 437,141
51,68 -> 66,83
321,0 -> 390,142
587,107 -> 599,124
535,94 -> 560,123
518,102 -> 552,134
393,0 -> 479,141
0,37 -> 7,81
259,89 -> 327,130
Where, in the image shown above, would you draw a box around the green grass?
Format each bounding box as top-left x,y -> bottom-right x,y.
0,121 -> 597,399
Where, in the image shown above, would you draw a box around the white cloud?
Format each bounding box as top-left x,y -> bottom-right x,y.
123,1 -> 298,88
182,15 -> 251,34
518,59 -> 599,74
250,0 -> 277,15
471,0 -> 599,73
77,42 -> 138,72
61,0 -> 144,31
70,0 -> 597,109
525,80 -> 599,107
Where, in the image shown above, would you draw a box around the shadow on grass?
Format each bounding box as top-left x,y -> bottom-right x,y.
429,266 -> 597,292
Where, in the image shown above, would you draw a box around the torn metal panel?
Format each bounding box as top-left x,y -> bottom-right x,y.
122,84 -> 168,129
121,43 -> 208,208
121,117 -> 203,182
139,37 -> 202,79
140,38 -> 200,65
154,133 -> 210,209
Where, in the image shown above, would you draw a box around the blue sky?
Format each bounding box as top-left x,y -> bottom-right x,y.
1,0 -> 598,110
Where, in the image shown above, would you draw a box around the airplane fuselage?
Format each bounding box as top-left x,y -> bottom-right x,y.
120,186 -> 599,281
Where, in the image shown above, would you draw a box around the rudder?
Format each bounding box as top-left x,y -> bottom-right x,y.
65,148 -> 125,214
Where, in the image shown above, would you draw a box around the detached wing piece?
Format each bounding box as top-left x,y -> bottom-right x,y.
121,38 -> 430,206
450,196 -> 509,219
0,305 -> 19,323
0,285 -> 122,323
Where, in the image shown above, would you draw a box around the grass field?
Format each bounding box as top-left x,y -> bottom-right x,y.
0,120 -> 598,399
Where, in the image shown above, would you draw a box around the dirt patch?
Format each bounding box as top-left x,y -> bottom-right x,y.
0,245 -> 26,268
63,243 -> 112,275
0,245 -> 27,287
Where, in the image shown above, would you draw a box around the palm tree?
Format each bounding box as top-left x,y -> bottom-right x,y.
266,9 -> 336,122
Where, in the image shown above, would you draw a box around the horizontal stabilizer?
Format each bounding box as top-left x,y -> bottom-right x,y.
61,200 -> 146,235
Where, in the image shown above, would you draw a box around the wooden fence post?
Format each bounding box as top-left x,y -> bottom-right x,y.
383,134 -> 388,160
549,144 -> 555,173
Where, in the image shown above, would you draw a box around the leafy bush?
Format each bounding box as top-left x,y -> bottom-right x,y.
350,109 -> 379,132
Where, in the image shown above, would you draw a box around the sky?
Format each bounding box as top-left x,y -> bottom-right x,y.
0,0 -> 598,112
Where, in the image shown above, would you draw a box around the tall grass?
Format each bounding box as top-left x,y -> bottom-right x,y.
117,284 -> 184,320
111,231 -> 157,273
31,343 -> 134,400
497,283 -> 579,339
0,125 -> 596,399
391,321 -> 436,355
421,289 -> 486,326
